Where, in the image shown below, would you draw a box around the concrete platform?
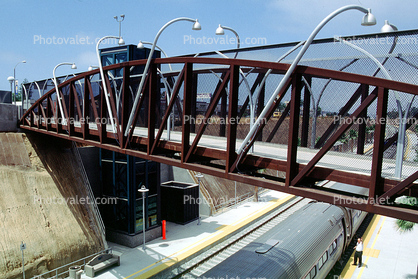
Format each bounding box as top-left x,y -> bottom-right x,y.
340,214 -> 418,279
76,188 -> 418,279
80,190 -> 293,279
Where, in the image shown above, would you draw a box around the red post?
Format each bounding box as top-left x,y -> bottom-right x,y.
162,220 -> 166,240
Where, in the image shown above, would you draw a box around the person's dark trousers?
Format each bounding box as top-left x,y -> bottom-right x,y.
354,251 -> 363,267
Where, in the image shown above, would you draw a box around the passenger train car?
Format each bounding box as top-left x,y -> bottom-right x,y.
201,200 -> 367,279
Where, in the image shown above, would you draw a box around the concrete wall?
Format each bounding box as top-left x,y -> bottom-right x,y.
0,104 -> 17,132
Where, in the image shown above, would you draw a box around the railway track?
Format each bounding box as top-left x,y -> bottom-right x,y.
166,195 -> 312,278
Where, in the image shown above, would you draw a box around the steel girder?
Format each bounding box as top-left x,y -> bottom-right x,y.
19,57 -> 418,222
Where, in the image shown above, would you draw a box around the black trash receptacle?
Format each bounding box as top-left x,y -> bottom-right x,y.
161,181 -> 199,224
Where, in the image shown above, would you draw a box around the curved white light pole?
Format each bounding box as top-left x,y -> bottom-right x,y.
335,37 -> 391,79
124,17 -> 201,136
237,5 -> 376,157
216,25 -> 257,151
13,60 -> 26,104
216,25 -> 241,53
378,21 -> 413,178
137,41 -> 173,72
138,41 -> 175,138
96,36 -> 125,134
338,23 -> 409,178
53,62 -> 77,125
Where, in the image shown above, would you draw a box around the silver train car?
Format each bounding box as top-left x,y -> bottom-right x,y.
201,201 -> 367,279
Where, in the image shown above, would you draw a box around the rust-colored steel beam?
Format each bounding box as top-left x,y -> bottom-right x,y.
230,78 -> 292,173
181,62 -> 193,163
301,75 -> 312,147
291,87 -> 379,186
151,66 -> 186,154
148,64 -> 158,155
120,66 -> 131,148
315,83 -> 365,149
286,74 -> 302,187
226,65 -> 239,173
357,84 -> 369,154
185,70 -> 231,163
18,57 -> 418,223
369,87 -> 388,204
124,73 -> 150,148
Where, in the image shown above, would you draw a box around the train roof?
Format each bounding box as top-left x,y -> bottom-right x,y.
202,202 -> 345,279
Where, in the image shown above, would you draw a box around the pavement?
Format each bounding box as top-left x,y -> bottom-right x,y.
80,190 -> 293,279
77,188 -> 418,279
340,214 -> 418,279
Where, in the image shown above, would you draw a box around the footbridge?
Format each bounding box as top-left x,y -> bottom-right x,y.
19,55 -> 418,222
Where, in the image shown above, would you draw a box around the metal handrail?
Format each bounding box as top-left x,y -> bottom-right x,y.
72,142 -> 107,244
31,248 -> 112,279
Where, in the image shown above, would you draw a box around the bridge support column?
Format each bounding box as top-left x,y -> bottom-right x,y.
286,74 -> 302,187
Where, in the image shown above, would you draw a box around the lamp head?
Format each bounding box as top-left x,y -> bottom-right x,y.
22,60 -> 27,64
361,8 -> 376,26
381,20 -> 398,33
192,19 -> 201,30
71,63 -> 77,69
138,185 -> 149,193
215,24 -> 224,35
118,37 -> 125,45
88,66 -> 93,71
137,41 -> 145,49
7,76 -> 14,83
120,14 -> 125,20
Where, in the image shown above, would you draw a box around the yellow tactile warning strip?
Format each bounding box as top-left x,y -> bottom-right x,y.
356,216 -> 386,278
340,215 -> 384,279
124,195 -> 294,279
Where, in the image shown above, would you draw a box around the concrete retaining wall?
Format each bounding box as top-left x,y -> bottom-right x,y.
0,104 -> 17,132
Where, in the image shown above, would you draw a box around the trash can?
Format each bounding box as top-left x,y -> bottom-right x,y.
161,181 -> 199,224
69,265 -> 82,279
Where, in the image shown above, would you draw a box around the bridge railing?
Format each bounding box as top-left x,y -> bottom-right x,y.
19,57 -> 418,222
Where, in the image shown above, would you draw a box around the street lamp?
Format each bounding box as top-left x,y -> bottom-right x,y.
137,41 -> 173,71
114,14 -> 125,38
237,5 -> 376,157
378,21 -> 412,178
53,62 -> 77,124
215,24 -> 240,51
13,60 -> 26,105
138,185 -> 149,250
381,20 -> 398,33
195,173 -> 204,225
124,17 -> 202,137
96,35 -> 125,134
215,24 -> 257,153
138,40 -> 175,139
7,76 -> 14,103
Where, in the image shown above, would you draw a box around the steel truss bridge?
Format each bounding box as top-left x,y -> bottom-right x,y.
19,57 -> 418,222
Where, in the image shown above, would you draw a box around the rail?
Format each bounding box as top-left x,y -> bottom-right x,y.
72,142 -> 107,247
31,248 -> 112,279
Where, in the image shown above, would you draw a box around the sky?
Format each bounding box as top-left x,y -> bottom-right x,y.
1,0 -> 418,91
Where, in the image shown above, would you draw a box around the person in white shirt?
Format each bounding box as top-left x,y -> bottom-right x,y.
353,237 -> 364,267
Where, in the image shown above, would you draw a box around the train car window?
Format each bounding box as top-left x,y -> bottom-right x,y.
305,266 -> 317,279
318,251 -> 328,270
329,239 -> 338,255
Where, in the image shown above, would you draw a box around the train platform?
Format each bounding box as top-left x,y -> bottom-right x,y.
340,214 -> 418,279
80,190 -> 294,279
